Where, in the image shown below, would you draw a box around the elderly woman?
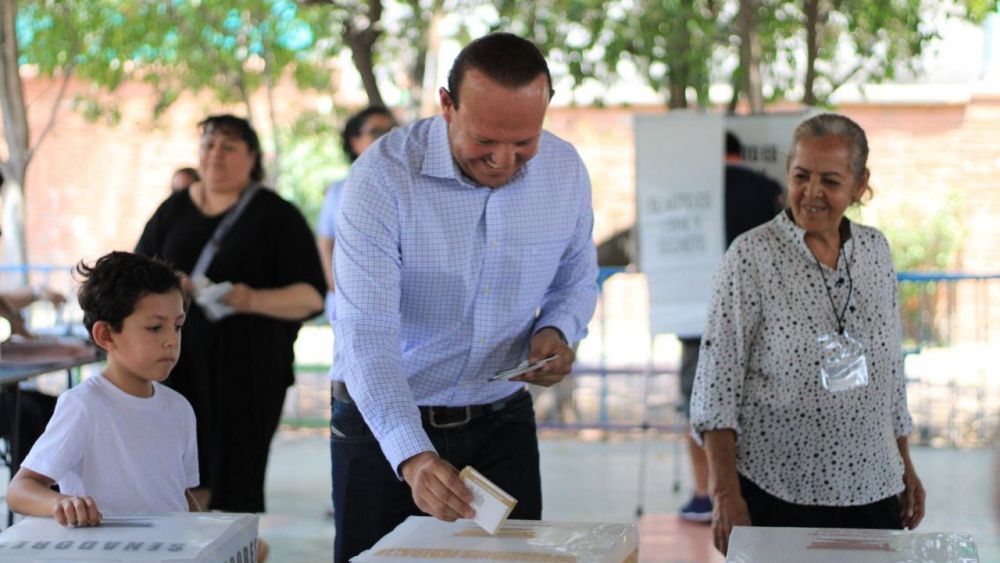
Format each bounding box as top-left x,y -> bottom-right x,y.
690,113 -> 925,555
136,114 -> 325,513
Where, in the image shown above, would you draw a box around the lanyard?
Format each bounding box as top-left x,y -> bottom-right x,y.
192,183 -> 261,278
812,243 -> 854,335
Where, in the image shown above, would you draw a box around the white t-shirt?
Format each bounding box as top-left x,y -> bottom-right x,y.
22,374 -> 199,514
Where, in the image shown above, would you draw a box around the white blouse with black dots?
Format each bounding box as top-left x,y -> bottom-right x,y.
690,210 -> 914,507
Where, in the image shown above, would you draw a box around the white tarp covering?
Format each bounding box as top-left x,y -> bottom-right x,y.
635,112 -> 805,337
354,516 -> 639,563
727,526 -> 978,563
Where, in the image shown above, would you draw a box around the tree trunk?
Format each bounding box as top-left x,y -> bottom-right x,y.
738,0 -> 765,113
802,0 -> 820,106
346,0 -> 385,107
665,10 -> 691,109
264,75 -> 281,188
418,9 -> 443,117
0,0 -> 30,271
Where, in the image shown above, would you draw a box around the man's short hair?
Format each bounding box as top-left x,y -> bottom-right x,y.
76,251 -> 185,335
725,131 -> 743,157
446,32 -> 554,108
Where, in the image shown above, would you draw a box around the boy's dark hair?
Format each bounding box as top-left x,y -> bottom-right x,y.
76,252 -> 185,335
342,106 -> 395,162
446,32 -> 554,108
198,114 -> 265,182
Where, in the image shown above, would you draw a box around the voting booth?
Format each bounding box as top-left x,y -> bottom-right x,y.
634,111 -> 806,336
725,526 -> 979,562
0,513 -> 258,562
354,516 -> 639,562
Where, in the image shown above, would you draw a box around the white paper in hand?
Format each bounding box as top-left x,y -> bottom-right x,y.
191,275 -> 236,321
459,466 -> 517,535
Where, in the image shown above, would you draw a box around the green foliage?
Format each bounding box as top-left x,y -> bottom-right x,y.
851,191 -> 967,345
15,0 -> 341,121
490,0 -> 722,108
490,0 -> 993,109
274,110 -> 350,230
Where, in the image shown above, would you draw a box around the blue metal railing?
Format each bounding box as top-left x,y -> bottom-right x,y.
5,264 -> 998,438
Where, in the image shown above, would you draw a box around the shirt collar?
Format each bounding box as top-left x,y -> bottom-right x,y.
419,115 -> 533,188
778,209 -> 855,265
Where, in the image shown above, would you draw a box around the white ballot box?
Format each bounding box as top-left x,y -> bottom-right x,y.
726,526 -> 979,563
354,516 -> 638,563
0,513 -> 258,562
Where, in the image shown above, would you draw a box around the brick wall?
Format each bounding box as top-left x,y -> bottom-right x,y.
5,79 -> 999,341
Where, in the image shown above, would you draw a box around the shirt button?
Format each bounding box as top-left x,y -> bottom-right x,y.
479,337 -> 485,344
491,240 -> 498,247
483,287 -> 491,294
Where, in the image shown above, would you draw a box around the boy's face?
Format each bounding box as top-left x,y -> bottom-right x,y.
108,291 -> 186,385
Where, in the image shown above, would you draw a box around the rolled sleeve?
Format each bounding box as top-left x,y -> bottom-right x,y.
533,155 -> 599,344
880,236 -> 915,438
689,241 -> 763,445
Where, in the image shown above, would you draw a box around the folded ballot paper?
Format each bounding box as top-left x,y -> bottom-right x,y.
459,466 -> 517,535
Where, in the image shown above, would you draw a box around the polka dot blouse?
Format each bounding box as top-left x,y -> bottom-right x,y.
690,210 -> 914,506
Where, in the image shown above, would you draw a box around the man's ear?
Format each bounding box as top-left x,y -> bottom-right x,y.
91,321 -> 116,351
439,87 -> 455,123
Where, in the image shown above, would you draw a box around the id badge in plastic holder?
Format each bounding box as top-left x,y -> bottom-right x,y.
817,331 -> 869,392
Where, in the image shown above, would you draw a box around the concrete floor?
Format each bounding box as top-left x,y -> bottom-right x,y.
261,429 -> 1000,562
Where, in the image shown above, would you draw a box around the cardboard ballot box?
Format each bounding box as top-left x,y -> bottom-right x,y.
726,526 -> 979,563
354,516 -> 638,563
0,513 -> 258,562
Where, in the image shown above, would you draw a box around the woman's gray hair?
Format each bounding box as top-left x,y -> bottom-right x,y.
787,113 -> 869,181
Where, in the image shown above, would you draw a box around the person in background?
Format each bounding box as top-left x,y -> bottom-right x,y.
136,114 -> 325,514
317,105 -> 396,519
316,106 -> 396,328
692,113 -> 924,555
330,32 -> 598,561
0,285 -> 66,339
0,176 -> 67,339
170,167 -> 200,192
677,131 -> 783,523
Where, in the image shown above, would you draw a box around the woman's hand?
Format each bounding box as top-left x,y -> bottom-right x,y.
899,464 -> 925,529
712,489 -> 751,555
223,283 -> 257,314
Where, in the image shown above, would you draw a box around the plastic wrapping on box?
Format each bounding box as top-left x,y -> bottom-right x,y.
726,526 -> 979,563
354,516 -> 638,563
0,513 -> 257,562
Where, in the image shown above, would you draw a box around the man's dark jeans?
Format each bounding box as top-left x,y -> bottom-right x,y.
330,389 -> 542,562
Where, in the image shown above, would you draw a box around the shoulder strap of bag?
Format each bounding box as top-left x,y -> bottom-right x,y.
191,183 -> 262,278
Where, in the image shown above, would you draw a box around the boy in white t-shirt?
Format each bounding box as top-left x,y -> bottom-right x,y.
7,251 -> 197,526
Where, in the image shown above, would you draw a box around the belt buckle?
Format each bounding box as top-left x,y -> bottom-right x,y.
429,406 -> 472,429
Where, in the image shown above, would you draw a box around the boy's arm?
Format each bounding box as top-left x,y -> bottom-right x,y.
7,467 -> 102,527
185,488 -> 204,512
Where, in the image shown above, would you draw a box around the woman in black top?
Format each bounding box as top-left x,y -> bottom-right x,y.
136,115 -> 325,513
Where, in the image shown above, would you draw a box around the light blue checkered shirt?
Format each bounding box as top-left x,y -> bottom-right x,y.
333,115 -> 598,473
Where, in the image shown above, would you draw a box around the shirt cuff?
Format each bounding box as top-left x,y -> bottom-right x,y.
380,421 -> 437,480
534,325 -> 568,344
534,313 -> 584,344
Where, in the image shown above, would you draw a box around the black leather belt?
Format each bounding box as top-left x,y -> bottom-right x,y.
332,381 -> 526,429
